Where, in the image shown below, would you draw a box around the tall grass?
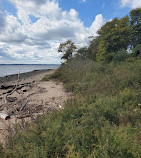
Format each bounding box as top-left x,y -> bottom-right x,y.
1,58 -> 141,158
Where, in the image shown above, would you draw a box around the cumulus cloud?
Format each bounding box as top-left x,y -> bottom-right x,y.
90,14 -> 105,36
0,0 -> 105,64
0,13 -> 6,33
0,1 -> 6,33
120,0 -> 141,8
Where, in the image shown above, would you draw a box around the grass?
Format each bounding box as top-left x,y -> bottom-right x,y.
1,58 -> 141,158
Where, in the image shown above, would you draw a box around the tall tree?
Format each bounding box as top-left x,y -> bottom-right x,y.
87,36 -> 101,60
58,40 -> 77,61
96,16 -> 131,61
130,8 -> 141,47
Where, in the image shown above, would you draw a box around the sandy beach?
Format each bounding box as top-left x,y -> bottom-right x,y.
0,69 -> 70,144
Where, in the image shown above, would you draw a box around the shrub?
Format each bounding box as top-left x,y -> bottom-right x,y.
0,144 -> 4,157
112,48 -> 128,62
132,44 -> 141,57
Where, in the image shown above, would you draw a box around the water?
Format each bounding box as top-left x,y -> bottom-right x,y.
0,64 -> 60,77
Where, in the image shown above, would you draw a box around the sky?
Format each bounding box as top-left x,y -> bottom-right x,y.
0,0 -> 141,64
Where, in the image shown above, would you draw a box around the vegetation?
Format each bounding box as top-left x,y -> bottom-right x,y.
130,8 -> 141,47
0,8 -> 141,158
73,8 -> 141,62
2,58 -> 141,158
58,40 -> 77,61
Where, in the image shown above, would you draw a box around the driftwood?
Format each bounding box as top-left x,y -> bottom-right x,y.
0,82 -> 33,90
17,114 -> 33,119
1,82 -> 33,95
0,85 -> 14,90
0,70 -> 43,123
0,81 -> 34,102
0,72 -> 20,119
20,100 -> 28,111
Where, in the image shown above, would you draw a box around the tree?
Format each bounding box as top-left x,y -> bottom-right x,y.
58,40 -> 77,61
96,16 -> 131,61
77,47 -> 88,59
130,8 -> 141,47
132,44 -> 141,57
87,36 -> 101,61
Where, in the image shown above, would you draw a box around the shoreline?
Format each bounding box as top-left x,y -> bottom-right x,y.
0,69 -> 54,85
0,68 -> 70,144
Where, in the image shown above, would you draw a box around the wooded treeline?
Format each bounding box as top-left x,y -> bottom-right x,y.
59,8 -> 141,62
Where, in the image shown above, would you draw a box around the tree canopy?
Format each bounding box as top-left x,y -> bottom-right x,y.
59,8 -> 141,63
87,8 -> 141,62
58,40 -> 77,61
130,8 -> 141,47
92,16 -> 131,61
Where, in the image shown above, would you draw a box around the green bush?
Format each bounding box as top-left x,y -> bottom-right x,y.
0,144 -> 4,157
132,44 -> 141,57
112,48 -> 128,62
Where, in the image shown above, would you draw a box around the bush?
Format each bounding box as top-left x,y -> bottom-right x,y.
0,144 -> 4,157
112,48 -> 128,62
132,44 -> 141,57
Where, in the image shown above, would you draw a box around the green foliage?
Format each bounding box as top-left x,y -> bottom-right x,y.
58,40 -> 77,61
130,8 -> 141,47
3,59 -> 140,158
87,36 -> 101,61
85,9 -> 141,62
96,16 -> 131,61
76,47 -> 89,59
132,44 -> 141,57
112,48 -> 128,62
0,144 -> 4,157
52,58 -> 141,96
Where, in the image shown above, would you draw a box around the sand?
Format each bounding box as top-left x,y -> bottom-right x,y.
0,69 -> 70,144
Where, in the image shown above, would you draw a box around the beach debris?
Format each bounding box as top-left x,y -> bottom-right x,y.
0,70 -> 68,138
0,69 -> 69,143
0,84 -> 14,90
0,111 -> 10,120
57,104 -> 64,109
20,100 -> 28,111
0,72 -> 32,120
0,82 -> 34,94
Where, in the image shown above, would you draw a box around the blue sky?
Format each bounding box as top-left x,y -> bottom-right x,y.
59,0 -> 130,26
0,0 -> 140,64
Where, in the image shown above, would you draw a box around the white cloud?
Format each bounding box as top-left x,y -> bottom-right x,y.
120,0 -> 141,8
0,2 -> 6,33
82,0 -> 87,3
90,14 -> 105,36
0,0 -> 105,64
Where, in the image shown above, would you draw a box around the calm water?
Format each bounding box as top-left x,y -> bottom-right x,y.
0,64 -> 60,77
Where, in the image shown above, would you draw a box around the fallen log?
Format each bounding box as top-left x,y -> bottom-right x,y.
1,83 -> 32,96
0,81 -> 34,90
0,85 -> 14,90
1,86 -> 16,95
20,100 -> 28,111
17,114 -> 33,119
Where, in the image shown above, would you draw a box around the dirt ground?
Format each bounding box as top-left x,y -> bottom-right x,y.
0,69 -> 70,144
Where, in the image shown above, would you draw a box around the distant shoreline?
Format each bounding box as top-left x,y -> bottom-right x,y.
0,69 -> 54,85
0,64 -> 60,78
